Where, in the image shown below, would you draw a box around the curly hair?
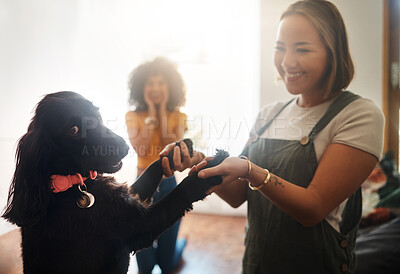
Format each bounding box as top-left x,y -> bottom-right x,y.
128,57 -> 186,112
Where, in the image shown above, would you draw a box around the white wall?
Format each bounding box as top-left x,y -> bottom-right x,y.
260,0 -> 383,107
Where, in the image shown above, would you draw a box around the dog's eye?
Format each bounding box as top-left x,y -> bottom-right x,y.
69,126 -> 79,135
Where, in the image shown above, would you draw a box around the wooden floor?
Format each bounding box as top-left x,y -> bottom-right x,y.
0,213 -> 246,274
171,213 -> 246,274
0,228 -> 22,274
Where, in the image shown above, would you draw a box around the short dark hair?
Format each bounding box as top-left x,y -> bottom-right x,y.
281,0 -> 354,96
128,57 -> 186,111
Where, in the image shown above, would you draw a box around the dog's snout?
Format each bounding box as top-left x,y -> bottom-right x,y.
114,134 -> 129,158
122,143 -> 129,156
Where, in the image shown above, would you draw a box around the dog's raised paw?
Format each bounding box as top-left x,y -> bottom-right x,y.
167,138 -> 194,169
178,149 -> 229,202
202,149 -> 229,169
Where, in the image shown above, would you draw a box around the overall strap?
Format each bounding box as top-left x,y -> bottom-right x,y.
255,98 -> 295,136
240,98 -> 294,157
308,91 -> 361,139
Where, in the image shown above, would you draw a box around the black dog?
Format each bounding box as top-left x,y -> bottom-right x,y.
2,91 -> 228,273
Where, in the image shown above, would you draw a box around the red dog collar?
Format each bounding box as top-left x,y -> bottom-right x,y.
51,171 -> 97,193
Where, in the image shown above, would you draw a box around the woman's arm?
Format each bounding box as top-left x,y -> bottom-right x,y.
159,106 -> 186,145
198,143 -> 377,227
188,157 -> 248,208
190,137 -> 254,208
126,108 -> 157,157
127,87 -> 161,156
213,179 -> 248,208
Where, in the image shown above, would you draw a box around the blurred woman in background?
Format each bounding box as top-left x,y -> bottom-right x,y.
126,57 -> 187,273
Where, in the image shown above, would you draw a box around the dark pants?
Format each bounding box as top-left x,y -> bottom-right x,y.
136,176 -> 186,273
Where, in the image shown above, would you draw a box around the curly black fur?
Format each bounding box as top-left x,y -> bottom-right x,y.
1,91 -> 228,274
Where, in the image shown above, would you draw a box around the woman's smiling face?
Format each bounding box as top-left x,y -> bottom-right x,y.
274,14 -> 329,99
144,75 -> 169,105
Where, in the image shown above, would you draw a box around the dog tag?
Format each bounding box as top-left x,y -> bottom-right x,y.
85,192 -> 95,207
77,184 -> 95,208
77,192 -> 95,208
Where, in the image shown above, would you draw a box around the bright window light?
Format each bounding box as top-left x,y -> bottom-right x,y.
0,0 -> 260,183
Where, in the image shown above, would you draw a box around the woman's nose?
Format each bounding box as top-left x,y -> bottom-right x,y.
151,84 -> 162,91
281,51 -> 297,69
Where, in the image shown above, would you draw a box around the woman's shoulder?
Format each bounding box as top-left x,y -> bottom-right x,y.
125,110 -> 146,120
353,96 -> 382,108
330,95 -> 385,160
169,110 -> 187,119
341,96 -> 384,121
330,96 -> 385,134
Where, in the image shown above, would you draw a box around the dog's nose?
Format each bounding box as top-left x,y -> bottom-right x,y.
122,143 -> 129,157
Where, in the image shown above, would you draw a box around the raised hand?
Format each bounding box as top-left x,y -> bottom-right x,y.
195,156 -> 249,185
144,88 -> 156,112
160,140 -> 205,176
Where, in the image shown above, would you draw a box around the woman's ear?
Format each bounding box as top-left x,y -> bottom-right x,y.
2,130 -> 52,227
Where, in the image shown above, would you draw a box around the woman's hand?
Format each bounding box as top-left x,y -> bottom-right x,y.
144,89 -> 156,112
159,141 -> 206,177
192,157 -> 249,185
188,157 -> 213,175
160,88 -> 169,110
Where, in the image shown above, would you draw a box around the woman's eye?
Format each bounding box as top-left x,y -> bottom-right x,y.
274,46 -> 285,51
69,126 -> 79,135
297,48 -> 310,53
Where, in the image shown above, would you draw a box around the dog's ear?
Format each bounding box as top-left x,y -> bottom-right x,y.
2,130 -> 53,226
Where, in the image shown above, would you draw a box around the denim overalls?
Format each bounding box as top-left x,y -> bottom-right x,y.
243,92 -> 361,274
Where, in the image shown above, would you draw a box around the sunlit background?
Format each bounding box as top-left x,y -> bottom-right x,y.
0,0 -> 261,229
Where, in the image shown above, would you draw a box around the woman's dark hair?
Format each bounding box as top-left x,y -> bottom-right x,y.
128,57 -> 186,112
281,0 -> 354,96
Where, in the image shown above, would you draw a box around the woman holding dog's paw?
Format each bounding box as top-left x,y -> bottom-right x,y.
125,57 -> 187,273
162,1 -> 385,273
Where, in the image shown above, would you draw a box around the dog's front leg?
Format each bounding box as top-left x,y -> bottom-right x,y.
130,150 -> 228,251
130,159 -> 164,202
130,172 -> 222,251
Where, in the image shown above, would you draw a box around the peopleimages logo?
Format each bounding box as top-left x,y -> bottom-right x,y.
185,115 -> 253,140
79,114 -> 254,140
78,112 -> 319,148
77,114 -> 254,157
78,113 -> 320,157
81,145 -> 123,156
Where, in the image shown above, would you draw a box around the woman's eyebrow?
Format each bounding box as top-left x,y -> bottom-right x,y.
295,41 -> 311,46
275,41 -> 311,46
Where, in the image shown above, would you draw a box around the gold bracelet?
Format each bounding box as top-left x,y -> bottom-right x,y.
239,156 -> 251,179
248,169 -> 271,191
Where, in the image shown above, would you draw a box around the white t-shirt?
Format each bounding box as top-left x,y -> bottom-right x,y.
250,96 -> 385,232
